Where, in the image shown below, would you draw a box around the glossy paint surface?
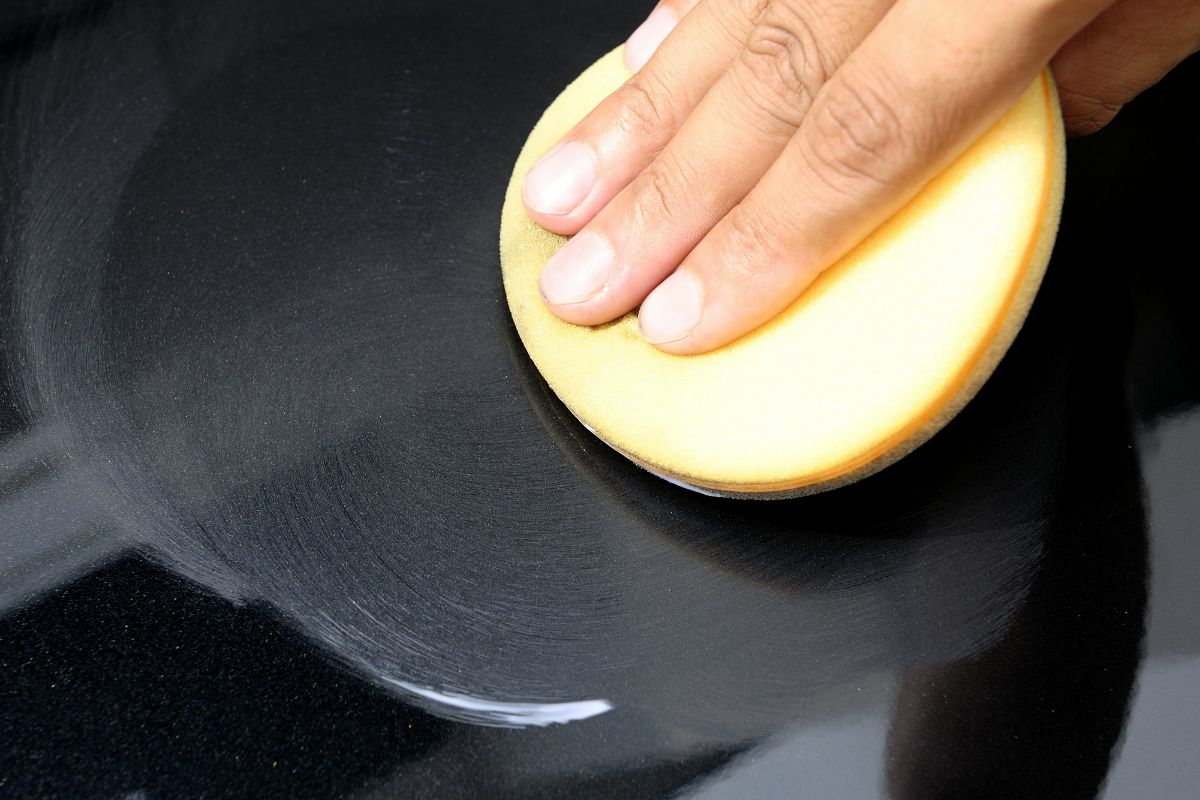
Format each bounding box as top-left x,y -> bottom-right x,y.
1,1 -> 1198,798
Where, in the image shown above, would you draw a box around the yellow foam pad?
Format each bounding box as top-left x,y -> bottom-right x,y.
501,48 -> 1065,498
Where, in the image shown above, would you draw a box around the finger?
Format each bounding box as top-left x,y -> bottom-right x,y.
522,0 -> 762,235
640,0 -> 1113,353
540,0 -> 894,324
624,0 -> 701,73
1052,0 -> 1200,135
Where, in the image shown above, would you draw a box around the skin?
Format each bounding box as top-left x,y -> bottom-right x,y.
521,0 -> 1200,354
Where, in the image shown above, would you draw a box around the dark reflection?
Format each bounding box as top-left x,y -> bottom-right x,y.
882,260 -> 1148,799
0,0 -> 1186,797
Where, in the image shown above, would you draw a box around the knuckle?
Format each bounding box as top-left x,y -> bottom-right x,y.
614,74 -> 679,139
804,73 -> 908,192
724,208 -> 783,274
736,10 -> 828,126
1058,85 -> 1123,136
626,155 -> 700,229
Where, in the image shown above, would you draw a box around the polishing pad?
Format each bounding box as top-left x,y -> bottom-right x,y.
501,48 -> 1065,498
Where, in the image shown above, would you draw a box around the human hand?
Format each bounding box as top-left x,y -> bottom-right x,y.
521,0 -> 1200,354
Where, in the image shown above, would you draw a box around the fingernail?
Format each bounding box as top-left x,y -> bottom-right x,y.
523,141 -> 596,216
639,269 -> 703,344
540,231 -> 615,305
624,5 -> 678,72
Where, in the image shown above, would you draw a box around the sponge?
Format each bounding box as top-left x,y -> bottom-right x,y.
501,48 -> 1065,498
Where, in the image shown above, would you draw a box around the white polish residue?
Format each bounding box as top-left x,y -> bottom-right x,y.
380,676 -> 613,727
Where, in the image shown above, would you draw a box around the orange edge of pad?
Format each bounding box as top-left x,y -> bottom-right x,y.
598,71 -> 1060,496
